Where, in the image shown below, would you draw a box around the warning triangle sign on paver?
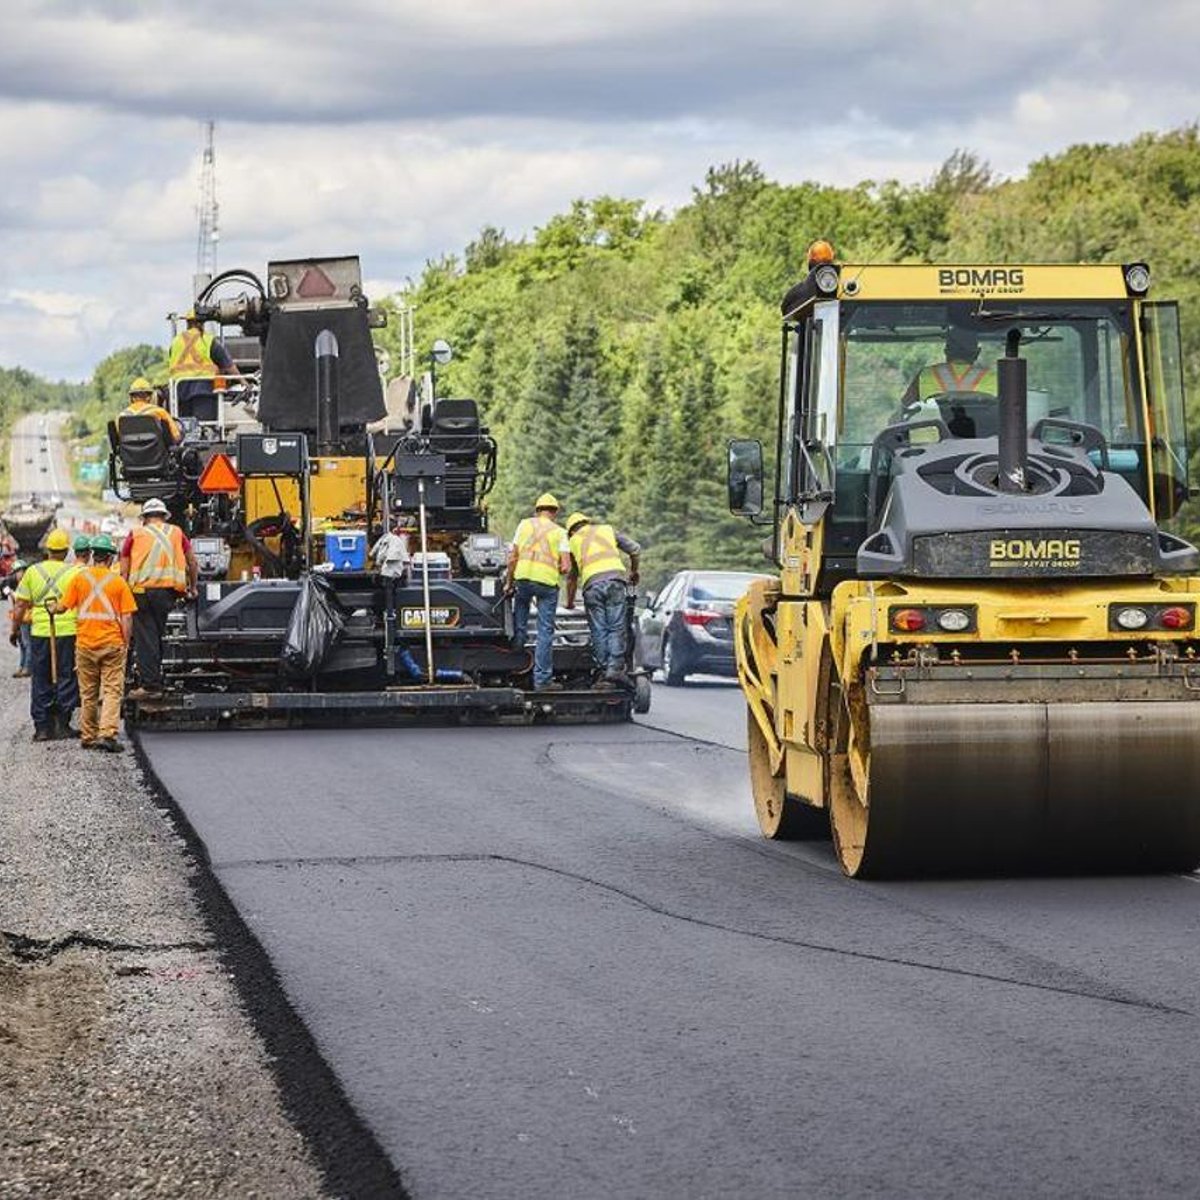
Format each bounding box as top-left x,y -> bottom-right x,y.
197,451 -> 241,494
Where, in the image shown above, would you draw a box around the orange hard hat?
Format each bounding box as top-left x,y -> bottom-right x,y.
807,239 -> 836,268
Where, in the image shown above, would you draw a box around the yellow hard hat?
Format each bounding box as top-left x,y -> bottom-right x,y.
129,376 -> 154,395
45,529 -> 70,551
535,492 -> 559,510
566,511 -> 590,534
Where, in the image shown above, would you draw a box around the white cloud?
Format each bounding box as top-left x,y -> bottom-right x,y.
0,1 -> 1197,378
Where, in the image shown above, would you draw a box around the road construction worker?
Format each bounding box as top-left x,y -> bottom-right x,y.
119,498 -> 198,698
504,493 -> 571,692
5,559 -> 31,677
72,533 -> 92,566
122,377 -> 181,443
167,310 -> 239,409
56,534 -> 137,753
565,512 -> 641,690
9,529 -> 79,740
902,328 -> 998,413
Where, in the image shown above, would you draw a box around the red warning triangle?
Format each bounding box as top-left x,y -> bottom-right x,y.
198,451 -> 241,494
297,265 -> 337,299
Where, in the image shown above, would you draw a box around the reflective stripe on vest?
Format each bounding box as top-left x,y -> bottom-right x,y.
77,571 -> 120,623
930,361 -> 992,393
570,524 -> 625,590
129,523 -> 187,591
168,329 -> 217,378
24,561 -> 78,636
513,516 -> 562,587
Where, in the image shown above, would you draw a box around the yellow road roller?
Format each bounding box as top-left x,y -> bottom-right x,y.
727,253 -> 1200,876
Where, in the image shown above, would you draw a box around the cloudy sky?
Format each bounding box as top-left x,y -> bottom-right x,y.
1,0 -> 1197,381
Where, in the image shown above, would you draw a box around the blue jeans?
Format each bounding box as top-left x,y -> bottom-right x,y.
513,579 -> 559,687
29,632 -> 78,729
584,577 -> 627,674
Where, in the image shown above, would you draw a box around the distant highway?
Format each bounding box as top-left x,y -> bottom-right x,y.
140,674 -> 1200,1199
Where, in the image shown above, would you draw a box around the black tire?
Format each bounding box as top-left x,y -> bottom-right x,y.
661,633 -> 687,686
632,674 -> 652,714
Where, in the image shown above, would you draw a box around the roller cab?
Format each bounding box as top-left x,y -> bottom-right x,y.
729,256 -> 1200,876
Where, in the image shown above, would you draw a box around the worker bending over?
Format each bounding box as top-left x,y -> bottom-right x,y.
505,493 -> 571,692
120,498 -> 198,698
565,512 -> 640,691
9,529 -> 79,740
56,534 -> 137,753
122,377 -> 181,444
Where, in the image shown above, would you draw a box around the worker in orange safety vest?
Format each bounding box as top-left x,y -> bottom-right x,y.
119,498 -> 197,698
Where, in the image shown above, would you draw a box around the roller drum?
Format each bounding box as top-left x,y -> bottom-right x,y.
843,701 -> 1200,877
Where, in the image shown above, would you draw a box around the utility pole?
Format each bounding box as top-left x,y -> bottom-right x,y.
194,120 -> 219,300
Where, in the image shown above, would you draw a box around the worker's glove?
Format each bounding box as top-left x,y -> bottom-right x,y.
43,599 -> 58,615
628,571 -> 640,587
503,584 -> 514,599
8,629 -> 17,647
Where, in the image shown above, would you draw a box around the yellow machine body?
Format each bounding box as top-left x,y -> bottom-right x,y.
735,261 -> 1200,876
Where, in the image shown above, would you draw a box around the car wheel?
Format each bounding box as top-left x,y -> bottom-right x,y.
632,674 -> 652,714
662,633 -> 687,686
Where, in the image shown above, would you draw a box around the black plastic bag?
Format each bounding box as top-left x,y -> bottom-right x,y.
281,572 -> 346,677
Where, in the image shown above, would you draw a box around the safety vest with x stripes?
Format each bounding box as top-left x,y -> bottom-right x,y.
568,523 -> 626,590
168,329 -> 218,379
128,522 -> 187,593
512,515 -> 566,587
917,359 -> 999,400
20,560 -> 78,636
76,570 -> 121,624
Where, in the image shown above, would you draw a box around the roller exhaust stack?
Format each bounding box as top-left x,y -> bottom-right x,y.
997,327 -> 1028,493
315,329 -> 340,454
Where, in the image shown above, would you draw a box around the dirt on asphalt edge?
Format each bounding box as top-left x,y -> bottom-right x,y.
129,729 -> 409,1200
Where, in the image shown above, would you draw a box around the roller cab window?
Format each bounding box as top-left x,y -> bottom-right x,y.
1140,300 -> 1190,518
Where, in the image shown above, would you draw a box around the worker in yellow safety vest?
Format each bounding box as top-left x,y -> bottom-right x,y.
504,492 -> 571,692
9,529 -> 80,740
122,376 -> 182,443
119,498 -> 198,698
565,512 -> 640,690
902,328 -> 998,434
167,309 -> 239,409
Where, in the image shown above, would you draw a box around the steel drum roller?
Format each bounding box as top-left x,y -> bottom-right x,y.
833,700 -> 1200,877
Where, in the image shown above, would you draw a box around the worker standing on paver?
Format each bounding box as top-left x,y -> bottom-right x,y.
9,529 -> 79,739
55,534 -> 137,752
504,493 -> 571,692
168,310 -> 239,409
565,512 -> 640,691
119,498 -> 198,699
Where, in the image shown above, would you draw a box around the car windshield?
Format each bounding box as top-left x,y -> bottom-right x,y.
835,300 -> 1140,466
689,573 -> 764,602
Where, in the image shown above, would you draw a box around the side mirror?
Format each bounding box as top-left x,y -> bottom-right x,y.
727,438 -> 764,517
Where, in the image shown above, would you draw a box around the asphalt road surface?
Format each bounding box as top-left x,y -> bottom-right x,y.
8,411 -> 69,507
138,678 -> 1200,1199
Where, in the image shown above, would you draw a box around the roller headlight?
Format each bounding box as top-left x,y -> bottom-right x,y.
813,264 -> 840,295
1123,262 -> 1151,295
1115,606 -> 1149,630
936,608 -> 972,633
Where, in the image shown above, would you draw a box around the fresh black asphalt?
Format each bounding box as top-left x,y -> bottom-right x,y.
141,686 -> 1200,1199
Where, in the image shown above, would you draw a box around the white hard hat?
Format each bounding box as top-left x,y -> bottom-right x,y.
141,498 -> 169,517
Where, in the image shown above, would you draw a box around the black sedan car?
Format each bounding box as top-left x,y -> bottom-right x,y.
635,570 -> 771,685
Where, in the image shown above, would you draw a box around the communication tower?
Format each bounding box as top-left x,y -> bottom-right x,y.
194,120 -> 219,298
